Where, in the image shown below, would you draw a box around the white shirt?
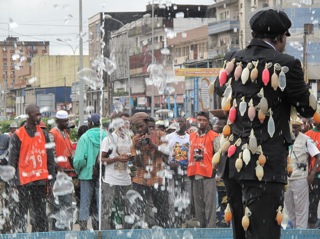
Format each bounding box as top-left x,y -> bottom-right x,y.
100,132 -> 132,186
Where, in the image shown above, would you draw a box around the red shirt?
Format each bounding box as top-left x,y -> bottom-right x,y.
188,130 -> 218,178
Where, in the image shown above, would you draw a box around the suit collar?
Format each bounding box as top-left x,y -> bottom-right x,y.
247,38 -> 276,50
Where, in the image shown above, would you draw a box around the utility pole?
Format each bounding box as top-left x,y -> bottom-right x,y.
79,0 -> 84,125
303,23 -> 313,84
150,0 -> 155,117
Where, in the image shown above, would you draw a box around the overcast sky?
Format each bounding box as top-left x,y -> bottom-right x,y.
0,0 -> 214,55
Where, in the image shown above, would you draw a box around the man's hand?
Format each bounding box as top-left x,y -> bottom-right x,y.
117,154 -> 131,163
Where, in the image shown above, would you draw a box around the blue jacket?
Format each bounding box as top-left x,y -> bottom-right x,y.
73,127 -> 106,180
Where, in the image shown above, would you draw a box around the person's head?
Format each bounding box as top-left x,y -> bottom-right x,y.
176,117 -> 187,133
55,110 -> 69,131
9,122 -> 18,133
250,9 -> 291,52
155,120 -> 165,132
148,117 -> 156,133
88,113 -> 101,129
290,118 -> 303,137
196,111 -> 210,132
301,117 -> 313,133
120,112 -> 131,130
211,109 -> 228,134
131,112 -> 149,135
78,125 -> 89,139
25,104 -> 41,126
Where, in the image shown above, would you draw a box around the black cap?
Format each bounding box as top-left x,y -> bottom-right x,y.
250,9 -> 291,36
197,111 -> 209,120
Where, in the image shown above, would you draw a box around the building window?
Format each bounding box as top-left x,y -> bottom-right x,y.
95,22 -> 99,39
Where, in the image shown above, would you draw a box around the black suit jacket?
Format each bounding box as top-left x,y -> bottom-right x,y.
215,39 -> 315,183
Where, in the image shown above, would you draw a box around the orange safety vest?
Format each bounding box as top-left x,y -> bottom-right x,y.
305,129 -> 320,173
16,125 -> 49,185
188,130 -> 218,178
50,128 -> 76,177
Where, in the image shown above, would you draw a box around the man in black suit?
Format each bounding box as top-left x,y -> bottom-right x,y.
214,9 -> 316,239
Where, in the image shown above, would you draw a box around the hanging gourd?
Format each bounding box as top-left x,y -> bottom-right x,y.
276,206 -> 283,225
229,99 -> 237,124
262,62 -> 272,86
225,58 -> 235,74
224,203 -> 232,224
250,60 -> 259,82
267,109 -> 275,138
234,62 -> 243,81
258,146 -> 266,166
271,63 -> 281,91
279,66 -> 288,91
227,138 -> 242,158
242,144 -> 251,166
212,149 -> 221,166
248,99 -> 256,122
258,88 -> 268,114
219,61 -> 228,87
255,160 -> 264,181
241,62 -> 252,85
235,152 -> 243,172
249,129 -> 258,154
239,97 -> 247,117
242,207 -> 251,231
309,89 -> 317,111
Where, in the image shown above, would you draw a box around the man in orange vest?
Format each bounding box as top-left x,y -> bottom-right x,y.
305,115 -> 320,228
8,104 -> 56,232
49,110 -> 77,230
187,111 -> 219,228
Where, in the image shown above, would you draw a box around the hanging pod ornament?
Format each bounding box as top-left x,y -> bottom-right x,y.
227,138 -> 242,158
222,124 -> 231,137
279,66 -> 288,91
290,106 -> 298,122
221,135 -> 231,155
234,62 -> 243,81
250,60 -> 259,82
267,109 -> 275,138
248,99 -> 256,122
262,62 -> 272,86
239,97 -> 247,117
258,109 -> 266,124
258,145 -> 266,166
276,206 -> 283,225
242,144 -> 251,166
249,129 -> 258,154
224,203 -> 232,224
229,99 -> 237,124
219,61 -> 228,87
242,207 -> 251,231
309,89 -> 317,111
212,149 -> 221,166
255,160 -> 264,181
241,62 -> 252,85
225,58 -> 236,74
258,88 -> 268,114
271,63 -> 281,91
220,134 -> 229,151
235,152 -> 243,172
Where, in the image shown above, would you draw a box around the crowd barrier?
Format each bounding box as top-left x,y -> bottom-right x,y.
0,228 -> 319,239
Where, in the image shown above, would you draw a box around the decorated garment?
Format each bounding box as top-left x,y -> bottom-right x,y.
214,38 -> 316,183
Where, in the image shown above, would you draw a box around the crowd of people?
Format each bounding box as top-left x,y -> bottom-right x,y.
0,8 -> 319,239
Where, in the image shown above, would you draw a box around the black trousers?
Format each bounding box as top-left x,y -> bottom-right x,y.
224,177 -> 284,239
15,184 -> 48,232
309,177 -> 320,224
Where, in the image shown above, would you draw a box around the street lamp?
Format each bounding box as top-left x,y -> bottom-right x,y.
105,15 -> 132,115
